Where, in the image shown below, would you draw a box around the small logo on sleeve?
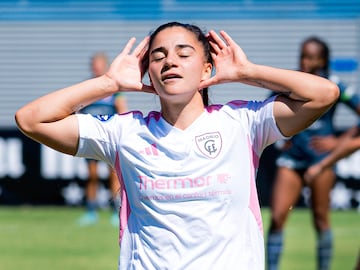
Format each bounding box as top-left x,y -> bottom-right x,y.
195,132 -> 222,159
93,114 -> 114,121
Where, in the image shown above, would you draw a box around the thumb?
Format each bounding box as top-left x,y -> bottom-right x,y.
198,76 -> 218,90
141,84 -> 157,94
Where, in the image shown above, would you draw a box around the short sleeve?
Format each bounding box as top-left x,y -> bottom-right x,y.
75,113 -> 119,166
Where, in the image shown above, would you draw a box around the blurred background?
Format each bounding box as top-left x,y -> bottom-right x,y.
0,0 -> 359,209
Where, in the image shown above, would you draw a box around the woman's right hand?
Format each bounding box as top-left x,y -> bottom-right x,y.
304,164 -> 323,185
105,37 -> 155,94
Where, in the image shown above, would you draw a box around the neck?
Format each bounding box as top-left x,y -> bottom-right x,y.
160,93 -> 205,130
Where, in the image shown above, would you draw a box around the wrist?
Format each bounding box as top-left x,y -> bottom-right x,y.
316,161 -> 327,172
238,62 -> 256,82
100,73 -> 119,94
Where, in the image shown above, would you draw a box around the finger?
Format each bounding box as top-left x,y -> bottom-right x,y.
198,76 -> 218,89
208,30 -> 227,49
132,36 -> 150,57
122,37 -> 137,55
209,51 -> 218,64
208,39 -> 221,54
206,32 -> 217,45
141,84 -> 157,94
219,30 -> 236,47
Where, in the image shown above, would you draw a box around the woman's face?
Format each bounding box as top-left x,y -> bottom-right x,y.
300,41 -> 325,75
148,26 -> 212,102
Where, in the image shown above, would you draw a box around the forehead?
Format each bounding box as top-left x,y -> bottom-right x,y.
302,42 -> 322,56
150,26 -> 200,49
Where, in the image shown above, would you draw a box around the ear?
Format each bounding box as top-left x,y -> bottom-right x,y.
201,63 -> 213,81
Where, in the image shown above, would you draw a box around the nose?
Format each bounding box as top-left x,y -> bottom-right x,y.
163,52 -> 177,69
162,60 -> 175,73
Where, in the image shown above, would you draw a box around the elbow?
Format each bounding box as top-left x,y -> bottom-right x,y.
313,81 -> 339,113
15,107 -> 36,136
323,82 -> 340,108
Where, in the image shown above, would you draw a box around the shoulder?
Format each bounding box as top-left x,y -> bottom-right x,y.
207,98 -> 274,113
207,98 -> 275,124
120,110 -> 163,128
226,97 -> 275,113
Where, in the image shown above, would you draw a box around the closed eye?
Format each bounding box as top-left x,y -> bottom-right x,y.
150,50 -> 166,62
151,53 -> 165,62
178,47 -> 193,58
152,56 -> 165,62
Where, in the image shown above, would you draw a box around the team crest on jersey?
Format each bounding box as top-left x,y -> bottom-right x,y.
195,132 -> 222,159
93,114 -> 114,122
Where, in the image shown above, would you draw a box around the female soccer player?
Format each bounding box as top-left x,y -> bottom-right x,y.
15,22 -> 338,269
266,36 -> 360,270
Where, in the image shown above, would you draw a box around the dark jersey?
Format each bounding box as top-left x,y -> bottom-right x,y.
278,75 -> 360,168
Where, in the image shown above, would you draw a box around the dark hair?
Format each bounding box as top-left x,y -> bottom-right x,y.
301,36 -> 330,77
143,22 -> 213,106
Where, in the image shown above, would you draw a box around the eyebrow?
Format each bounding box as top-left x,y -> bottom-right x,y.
150,44 -> 196,55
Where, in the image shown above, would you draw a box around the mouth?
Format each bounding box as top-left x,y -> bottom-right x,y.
161,73 -> 182,82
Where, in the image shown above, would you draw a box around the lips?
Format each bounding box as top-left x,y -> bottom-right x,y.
161,73 -> 182,82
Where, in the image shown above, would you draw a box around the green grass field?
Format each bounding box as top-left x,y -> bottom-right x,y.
0,206 -> 358,270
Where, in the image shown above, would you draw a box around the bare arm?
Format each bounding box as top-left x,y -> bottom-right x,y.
200,30 -> 339,137
304,126 -> 360,183
15,37 -> 153,156
259,65 -> 339,137
15,77 -> 117,155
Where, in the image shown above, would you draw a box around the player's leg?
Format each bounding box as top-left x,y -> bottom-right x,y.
310,167 -> 336,270
78,160 -> 99,225
267,166 -> 303,270
87,160 -> 99,207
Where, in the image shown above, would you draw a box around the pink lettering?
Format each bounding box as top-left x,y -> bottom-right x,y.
139,175 -> 212,190
155,179 -> 166,189
139,175 -> 154,190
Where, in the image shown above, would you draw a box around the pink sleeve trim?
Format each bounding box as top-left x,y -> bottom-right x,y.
115,154 -> 131,243
247,136 -> 263,234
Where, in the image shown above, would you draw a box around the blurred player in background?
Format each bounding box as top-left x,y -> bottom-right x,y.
266,36 -> 360,270
78,53 -> 127,226
304,123 -> 360,270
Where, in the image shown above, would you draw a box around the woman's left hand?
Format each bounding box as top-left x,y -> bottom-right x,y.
199,30 -> 251,89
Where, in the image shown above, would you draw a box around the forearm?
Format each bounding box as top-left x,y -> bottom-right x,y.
317,149 -> 348,171
317,130 -> 360,170
16,75 -> 117,132
244,64 -> 338,105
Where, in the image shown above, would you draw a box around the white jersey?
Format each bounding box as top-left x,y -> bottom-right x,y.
76,96 -> 285,270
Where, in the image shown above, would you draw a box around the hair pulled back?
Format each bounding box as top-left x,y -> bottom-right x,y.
143,22 -> 213,106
